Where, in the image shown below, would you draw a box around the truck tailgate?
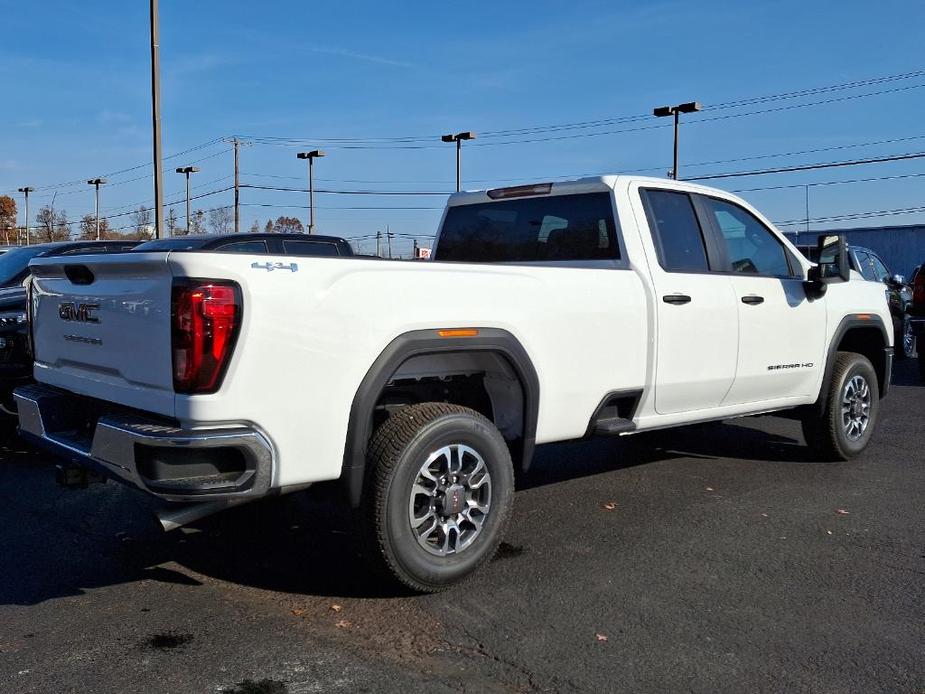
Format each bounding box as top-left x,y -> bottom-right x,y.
28,253 -> 176,417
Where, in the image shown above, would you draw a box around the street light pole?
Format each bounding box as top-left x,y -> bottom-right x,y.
175,166 -> 200,234
87,178 -> 107,240
17,187 -> 33,246
149,0 -> 165,238
296,150 -> 325,234
652,101 -> 701,180
441,131 -> 476,192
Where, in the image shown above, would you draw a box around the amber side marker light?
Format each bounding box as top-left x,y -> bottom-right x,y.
856,313 -> 873,320
438,328 -> 479,338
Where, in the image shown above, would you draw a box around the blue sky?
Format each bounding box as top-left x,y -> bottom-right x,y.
2,0 -> 925,254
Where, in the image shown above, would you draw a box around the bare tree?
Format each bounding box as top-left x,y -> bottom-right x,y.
131,206 -> 152,239
264,219 -> 273,233
35,206 -> 70,242
191,209 -> 205,234
167,207 -> 183,236
208,207 -> 233,234
79,214 -> 112,240
248,220 -> 260,234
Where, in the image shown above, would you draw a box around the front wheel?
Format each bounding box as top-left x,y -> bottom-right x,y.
362,402 -> 514,593
802,351 -> 880,461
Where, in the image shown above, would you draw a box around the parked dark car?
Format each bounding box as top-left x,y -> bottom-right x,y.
0,240 -> 142,414
908,262 -> 925,378
132,232 -> 355,256
800,243 -> 914,358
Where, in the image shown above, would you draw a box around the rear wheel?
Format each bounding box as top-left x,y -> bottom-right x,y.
802,352 -> 879,461
362,402 -> 514,593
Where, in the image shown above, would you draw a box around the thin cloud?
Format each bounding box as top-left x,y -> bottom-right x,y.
306,46 -> 416,68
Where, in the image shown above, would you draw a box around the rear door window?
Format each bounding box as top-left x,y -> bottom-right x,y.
436,192 -> 619,263
282,240 -> 341,256
216,240 -> 268,254
642,189 -> 710,272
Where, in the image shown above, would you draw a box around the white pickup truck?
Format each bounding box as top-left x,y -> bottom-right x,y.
18,175 -> 893,591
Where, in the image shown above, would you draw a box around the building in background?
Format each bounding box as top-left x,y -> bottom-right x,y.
786,224 -> 925,279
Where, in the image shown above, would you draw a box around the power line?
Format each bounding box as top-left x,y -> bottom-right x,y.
732,170 -> 925,193
687,150 -> 925,181
775,204 -> 925,227
241,183 -> 451,196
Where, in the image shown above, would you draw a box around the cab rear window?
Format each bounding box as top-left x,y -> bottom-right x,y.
436,192 -> 619,263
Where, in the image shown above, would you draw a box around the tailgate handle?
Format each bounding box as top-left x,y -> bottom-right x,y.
64,265 -> 95,285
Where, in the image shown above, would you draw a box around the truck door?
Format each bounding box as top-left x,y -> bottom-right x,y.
696,195 -> 826,403
637,188 -> 739,415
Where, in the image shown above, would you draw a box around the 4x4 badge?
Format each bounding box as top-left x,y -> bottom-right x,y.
251,261 -> 298,273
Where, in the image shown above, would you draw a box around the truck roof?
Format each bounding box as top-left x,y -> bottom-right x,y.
446,175 -> 730,207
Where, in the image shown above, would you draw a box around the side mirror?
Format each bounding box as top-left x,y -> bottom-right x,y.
804,234 -> 849,300
890,274 -> 905,286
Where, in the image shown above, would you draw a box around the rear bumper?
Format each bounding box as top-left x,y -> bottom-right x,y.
15,383 -> 275,502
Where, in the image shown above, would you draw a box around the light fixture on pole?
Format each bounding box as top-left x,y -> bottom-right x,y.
441,131 -> 476,192
87,178 -> 107,240
17,187 -> 34,246
296,150 -> 325,234
175,166 -> 200,234
652,101 -> 701,180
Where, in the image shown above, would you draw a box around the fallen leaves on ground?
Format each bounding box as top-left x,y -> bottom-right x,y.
836,509 -> 850,515
291,608 -> 306,617
335,619 -> 351,629
595,633 -> 608,642
330,604 -> 343,613
602,501 -> 617,511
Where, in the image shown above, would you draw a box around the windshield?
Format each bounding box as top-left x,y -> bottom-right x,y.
0,246 -> 50,287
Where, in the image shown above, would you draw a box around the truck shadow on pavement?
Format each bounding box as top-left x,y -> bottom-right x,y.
2,358 -> 919,604
0,411 -> 835,605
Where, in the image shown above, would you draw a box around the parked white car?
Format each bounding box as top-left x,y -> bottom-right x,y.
18,175 -> 893,591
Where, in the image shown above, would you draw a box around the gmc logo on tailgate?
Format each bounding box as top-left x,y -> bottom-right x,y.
58,302 -> 100,323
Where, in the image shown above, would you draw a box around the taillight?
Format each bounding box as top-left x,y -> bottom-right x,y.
171,281 -> 241,394
913,271 -> 925,307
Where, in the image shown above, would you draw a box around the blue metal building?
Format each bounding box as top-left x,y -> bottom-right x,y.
786,223 -> 925,279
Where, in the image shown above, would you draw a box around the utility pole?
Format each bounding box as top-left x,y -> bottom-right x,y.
652,102 -> 701,180
413,238 -> 419,258
376,230 -> 382,257
87,178 -> 107,240
386,225 -> 393,259
150,0 -> 165,238
441,131 -> 476,192
296,150 -> 325,234
801,184 -> 810,246
176,166 -> 200,234
233,137 -> 240,233
17,187 -> 33,246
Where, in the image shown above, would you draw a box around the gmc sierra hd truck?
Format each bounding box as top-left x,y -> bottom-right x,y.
17,176 -> 893,592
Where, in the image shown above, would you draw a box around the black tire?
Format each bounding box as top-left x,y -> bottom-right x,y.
802,351 -> 879,461
362,402 -> 514,593
896,316 -> 916,360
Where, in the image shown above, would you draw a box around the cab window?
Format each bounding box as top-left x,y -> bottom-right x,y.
642,189 -> 710,272
217,240 -> 268,254
702,197 -> 794,277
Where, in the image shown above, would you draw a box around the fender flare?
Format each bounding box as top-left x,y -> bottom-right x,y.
815,313 -> 893,412
340,328 -> 540,506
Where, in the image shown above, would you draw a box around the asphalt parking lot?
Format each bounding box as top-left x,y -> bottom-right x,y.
0,362 -> 922,694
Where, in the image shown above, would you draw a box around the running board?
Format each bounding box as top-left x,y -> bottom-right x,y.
592,416 -> 637,436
